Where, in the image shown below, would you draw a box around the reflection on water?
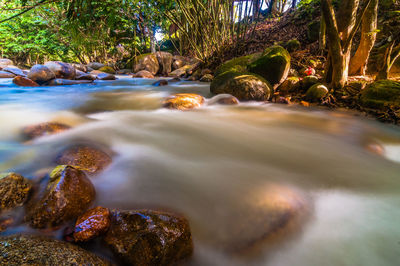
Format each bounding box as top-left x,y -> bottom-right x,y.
0,77 -> 400,265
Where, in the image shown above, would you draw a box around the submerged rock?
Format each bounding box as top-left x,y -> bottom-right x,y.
208,94 -> 239,105
248,45 -> 291,88
305,83 -> 329,102
360,80 -> 400,109
12,76 -> 39,87
74,206 -> 111,242
27,64 -> 56,85
0,71 -> 16,78
0,173 -> 32,212
22,122 -> 70,140
55,144 -> 112,174
163,93 -> 205,111
47,79 -> 94,86
104,209 -> 193,265
132,70 -> 155,79
0,235 -> 110,265
152,80 -> 168,86
25,165 -> 96,228
44,61 -> 76,80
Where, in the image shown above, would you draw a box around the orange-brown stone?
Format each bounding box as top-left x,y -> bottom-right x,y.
163,93 -> 205,111
12,76 -> 39,87
22,122 -> 70,140
74,206 -> 111,242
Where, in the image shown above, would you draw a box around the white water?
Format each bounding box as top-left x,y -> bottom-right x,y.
1,76 -> 400,265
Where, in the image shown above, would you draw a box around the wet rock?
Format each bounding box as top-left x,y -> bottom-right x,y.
132,70 -> 155,79
211,71 -> 272,101
278,76 -> 300,95
55,144 -> 112,174
168,77 -> 181,82
0,173 -> 32,212
305,83 -> 329,102
75,70 -> 96,80
104,209 -> 193,266
134,53 -> 159,75
0,235 -> 110,265
12,76 -> 39,87
25,165 -> 96,228
248,45 -> 291,88
301,75 -> 319,90
0,71 -> 16,78
360,80 -> 400,109
98,66 -> 116,74
97,73 -> 116,80
199,74 -> 214,82
214,53 -> 261,77
90,70 -> 103,75
163,93 -> 205,111
152,80 -> 168,86
208,94 -> 239,105
3,67 -> 26,77
0,218 -> 14,232
44,61 -> 76,80
27,64 -> 56,85
22,122 -> 70,140
47,79 -> 94,86
156,51 -> 173,76
88,62 -> 105,70
74,206 -> 110,242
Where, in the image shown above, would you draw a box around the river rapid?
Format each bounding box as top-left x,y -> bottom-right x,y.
1,76 -> 400,266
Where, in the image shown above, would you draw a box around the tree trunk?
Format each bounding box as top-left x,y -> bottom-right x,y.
349,0 -> 378,75
376,40 -> 400,80
292,0 -> 298,8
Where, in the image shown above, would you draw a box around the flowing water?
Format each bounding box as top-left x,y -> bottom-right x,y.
1,76 -> 400,265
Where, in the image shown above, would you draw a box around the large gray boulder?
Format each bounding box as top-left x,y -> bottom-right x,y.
44,61 -> 76,80
27,64 -> 56,85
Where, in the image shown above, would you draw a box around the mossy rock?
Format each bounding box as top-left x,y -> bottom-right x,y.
98,66 -> 116,74
360,80 -> 400,109
214,53 -> 261,77
285,39 -> 301,53
248,45 -> 291,88
305,83 -> 329,102
307,21 -> 320,42
301,75 -> 320,90
278,76 -> 300,95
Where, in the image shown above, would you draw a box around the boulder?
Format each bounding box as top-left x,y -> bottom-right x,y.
0,71 -> 16,78
98,66 -> 116,74
55,144 -> 112,174
211,71 -> 272,101
44,61 -> 76,80
22,122 -> 70,140
169,65 -> 192,78
278,76 -> 300,95
172,55 -> 188,70
156,51 -> 173,76
25,165 -> 96,228
88,62 -> 105,70
305,83 -> 329,102
97,73 -> 116,80
72,63 -> 88,72
104,209 -> 193,266
75,70 -> 96,80
132,70 -> 155,79
12,76 -> 39,87
3,67 -> 26,77
116,69 -> 132,75
360,80 -> 400,109
152,80 -> 168,86
47,79 -> 94,86
0,173 -> 32,212
163,93 -> 205,111
74,206 -> 111,242
0,58 -> 13,67
199,74 -> 213,82
90,70 -> 103,75
27,64 -> 56,85
133,53 -> 159,75
285,39 -> 301,52
0,235 -> 110,265
301,75 -> 319,90
208,94 -> 239,105
214,53 -> 261,77
248,45 -> 291,88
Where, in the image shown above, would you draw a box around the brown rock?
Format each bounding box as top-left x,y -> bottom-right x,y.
97,73 -> 116,80
208,94 -> 239,105
199,74 -> 213,82
163,93 -> 205,111
133,54 -> 159,75
55,144 -> 112,174
72,63 -> 88,72
156,51 -> 173,76
3,67 -> 26,77
25,165 -> 96,228
152,80 -> 168,86
0,235 -> 111,265
75,70 -> 96,80
0,71 -> 16,78
12,76 -> 39,87
22,122 -> 70,140
44,61 -> 76,80
132,70 -> 155,79
27,65 -> 56,85
74,206 -> 111,242
104,209 -> 193,266
0,173 -> 32,212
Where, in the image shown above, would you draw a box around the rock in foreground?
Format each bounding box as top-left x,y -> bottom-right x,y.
163,93 -> 205,110
27,64 -> 56,85
0,173 -> 32,212
104,209 -> 193,266
12,76 -> 39,87
25,165 -> 96,228
74,206 -> 111,242
0,235 -> 110,265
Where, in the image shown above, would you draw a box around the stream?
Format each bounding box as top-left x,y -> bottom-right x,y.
1,76 -> 400,266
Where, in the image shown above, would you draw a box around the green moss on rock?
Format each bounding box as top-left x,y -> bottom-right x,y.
98,66 -> 116,74
285,39 -> 301,52
248,45 -> 291,88
360,80 -> 400,109
214,53 -> 261,77
305,83 -> 329,102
